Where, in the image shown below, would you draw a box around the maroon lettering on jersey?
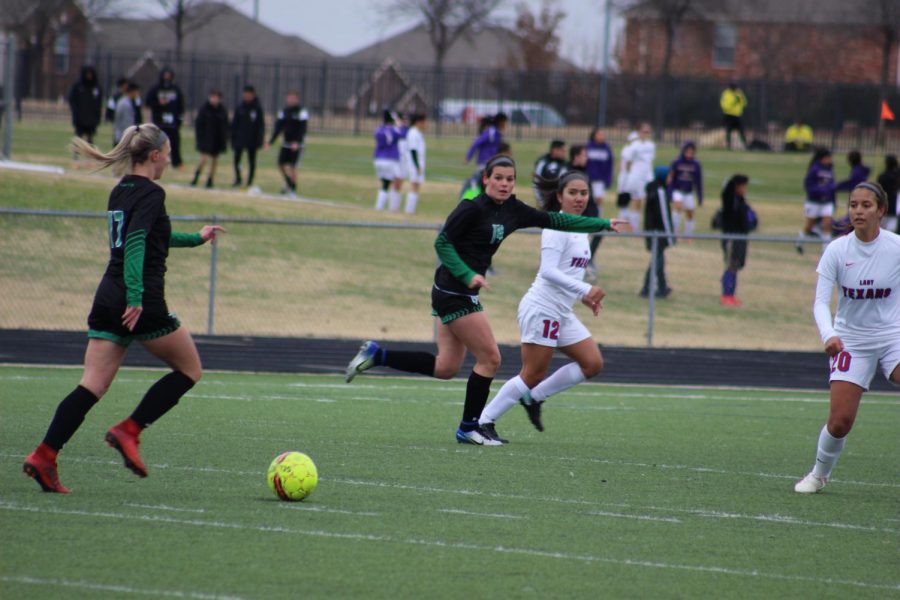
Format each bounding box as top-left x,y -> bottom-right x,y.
569,257 -> 590,268
844,287 -> 891,300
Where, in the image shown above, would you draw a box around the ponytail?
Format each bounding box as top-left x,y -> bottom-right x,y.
71,123 -> 169,176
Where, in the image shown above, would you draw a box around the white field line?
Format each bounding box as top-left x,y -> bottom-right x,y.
0,574 -> 246,599
123,502 -> 207,514
587,511 -> 682,524
187,393 -> 336,403
278,504 -> 380,517
437,508 -> 525,520
0,503 -> 896,593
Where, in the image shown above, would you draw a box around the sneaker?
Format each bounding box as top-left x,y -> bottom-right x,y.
105,422 -> 148,478
794,472 -> 826,494
23,450 -> 70,493
520,398 -> 544,432
720,295 -> 735,306
455,427 -> 502,446
479,422 -> 509,444
345,340 -> 379,383
656,287 -> 673,299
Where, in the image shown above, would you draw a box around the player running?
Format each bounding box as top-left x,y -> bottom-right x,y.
794,182 -> 900,494
22,124 -> 224,493
345,155 -> 627,445
477,171 -> 611,441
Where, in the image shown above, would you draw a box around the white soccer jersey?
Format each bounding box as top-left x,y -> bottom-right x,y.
625,139 -> 656,196
617,142 -> 633,193
814,229 -> 900,344
406,126 -> 426,173
523,227 -> 593,315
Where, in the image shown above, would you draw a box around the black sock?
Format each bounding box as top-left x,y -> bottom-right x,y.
130,371 -> 195,428
460,371 -> 493,431
282,172 -> 294,190
43,385 -> 99,451
191,170 -> 200,186
375,349 -> 435,376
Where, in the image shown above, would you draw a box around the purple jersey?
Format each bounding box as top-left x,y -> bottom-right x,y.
585,140 -> 613,186
466,125 -> 502,165
668,156 -> 703,201
834,164 -> 871,193
374,124 -> 399,160
804,162 -> 836,204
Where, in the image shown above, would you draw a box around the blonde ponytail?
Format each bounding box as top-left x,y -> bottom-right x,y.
71,123 -> 169,177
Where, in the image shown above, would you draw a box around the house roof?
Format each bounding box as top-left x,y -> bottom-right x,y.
341,23 -> 579,71
622,0 -> 888,26
91,2 -> 330,61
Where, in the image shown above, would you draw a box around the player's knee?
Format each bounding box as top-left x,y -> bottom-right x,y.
582,356 -> 604,378
480,349 -> 501,373
827,414 -> 854,438
433,366 -> 457,380
520,369 -> 545,389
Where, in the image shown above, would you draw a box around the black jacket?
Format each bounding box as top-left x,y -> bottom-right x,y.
231,99 -> 266,150
878,167 -> 899,215
721,188 -> 750,233
145,68 -> 185,129
194,102 -> 229,155
269,105 -> 308,146
643,178 -> 675,250
68,66 -> 103,130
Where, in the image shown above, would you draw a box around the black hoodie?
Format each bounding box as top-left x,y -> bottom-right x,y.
68,66 -> 103,131
231,97 -> 266,150
145,68 -> 185,128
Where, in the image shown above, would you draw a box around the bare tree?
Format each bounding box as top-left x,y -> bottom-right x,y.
152,0 -> 230,62
0,0 -> 69,97
619,0 -> 695,79
507,0 -> 566,71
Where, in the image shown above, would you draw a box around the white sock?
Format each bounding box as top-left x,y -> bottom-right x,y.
389,189 -> 402,211
618,207 -> 629,221
479,375 -> 530,424
629,210 -> 641,232
531,362 -> 586,403
596,203 -> 604,219
672,211 -> 682,234
684,218 -> 694,237
405,192 -> 418,214
811,425 -> 846,479
375,190 -> 387,210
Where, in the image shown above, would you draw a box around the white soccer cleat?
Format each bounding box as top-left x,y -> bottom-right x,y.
794,473 -> 827,494
345,340 -> 379,383
455,427 -> 502,446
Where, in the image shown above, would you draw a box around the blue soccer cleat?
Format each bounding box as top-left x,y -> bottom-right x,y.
345,340 -> 379,383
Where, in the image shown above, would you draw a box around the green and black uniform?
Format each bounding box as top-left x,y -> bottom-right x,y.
432,193 -> 613,323
88,175 -> 203,345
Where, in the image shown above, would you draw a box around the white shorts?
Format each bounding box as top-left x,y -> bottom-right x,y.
374,159 -> 400,182
409,168 -> 425,184
828,338 -> 900,391
518,300 -> 592,348
804,201 -> 834,219
591,181 -> 607,200
397,161 -> 410,180
672,190 -> 696,210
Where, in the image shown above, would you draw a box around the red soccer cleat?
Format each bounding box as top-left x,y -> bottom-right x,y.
105,419 -> 148,478
23,447 -> 70,493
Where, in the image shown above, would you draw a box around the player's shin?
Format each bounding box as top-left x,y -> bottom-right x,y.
460,371 -> 493,431
479,375 -> 530,425
811,424 -> 846,479
42,385 -> 100,451
128,370 -> 196,429
531,362 -> 586,402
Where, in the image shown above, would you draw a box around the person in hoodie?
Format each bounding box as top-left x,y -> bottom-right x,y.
639,165 -> 675,299
268,90 -> 309,198
834,150 -> 870,198
68,66 -> 103,146
373,110 -> 402,210
796,148 -> 836,254
145,67 -> 185,168
585,128 -> 613,219
719,174 -> 752,307
465,112 -> 508,170
112,81 -> 141,146
230,85 -> 266,190
191,90 -> 229,189
877,155 -> 899,233
667,140 -> 704,239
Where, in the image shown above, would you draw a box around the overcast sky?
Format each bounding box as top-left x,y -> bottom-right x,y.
138,0 -> 622,71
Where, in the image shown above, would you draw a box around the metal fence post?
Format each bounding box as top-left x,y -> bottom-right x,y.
2,34 -> 15,159
646,234 -> 657,347
206,215 -> 219,336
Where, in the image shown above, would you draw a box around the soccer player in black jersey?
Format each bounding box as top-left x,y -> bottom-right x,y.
346,155 -> 627,445
22,124 -> 224,493
268,90 -> 309,197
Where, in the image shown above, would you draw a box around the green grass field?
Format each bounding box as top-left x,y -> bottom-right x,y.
1,366 -> 898,599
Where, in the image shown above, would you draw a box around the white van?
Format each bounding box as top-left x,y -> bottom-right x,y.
440,99 -> 566,127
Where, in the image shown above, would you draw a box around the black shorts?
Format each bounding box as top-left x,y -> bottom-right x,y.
431,286 -> 483,325
722,239 -> 748,270
75,125 -> 97,137
87,303 -> 181,346
278,145 -> 303,166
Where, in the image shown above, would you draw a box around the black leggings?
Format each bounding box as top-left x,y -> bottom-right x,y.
234,147 -> 258,186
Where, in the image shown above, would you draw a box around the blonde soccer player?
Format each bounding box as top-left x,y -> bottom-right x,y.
794,182 -> 900,494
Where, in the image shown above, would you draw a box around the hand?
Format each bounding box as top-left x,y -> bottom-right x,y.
824,336 -> 844,357
609,219 -> 631,233
468,274 -> 490,291
200,225 -> 226,242
122,305 -> 143,332
581,296 -> 601,316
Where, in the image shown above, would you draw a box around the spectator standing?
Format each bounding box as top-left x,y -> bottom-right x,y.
106,78 -> 127,123
532,140 -> 567,202
585,127 -> 613,218
784,119 -> 813,152
68,66 -> 103,146
720,81 -> 747,150
268,90 -> 309,198
191,90 -> 229,189
639,166 -> 675,299
877,155 -> 900,232
112,82 -> 141,146
667,140 -> 704,239
404,114 -> 427,214
719,174 -> 752,307
230,85 -> 266,190
145,67 -> 185,168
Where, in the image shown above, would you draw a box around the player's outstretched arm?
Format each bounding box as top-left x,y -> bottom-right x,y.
169,225 -> 225,248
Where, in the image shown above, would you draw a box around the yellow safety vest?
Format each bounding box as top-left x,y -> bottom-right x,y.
720,88 -> 747,117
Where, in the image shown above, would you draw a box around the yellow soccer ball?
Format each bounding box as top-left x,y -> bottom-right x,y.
267,451 -> 318,501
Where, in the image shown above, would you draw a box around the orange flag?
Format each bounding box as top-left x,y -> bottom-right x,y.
882,100 -> 895,121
